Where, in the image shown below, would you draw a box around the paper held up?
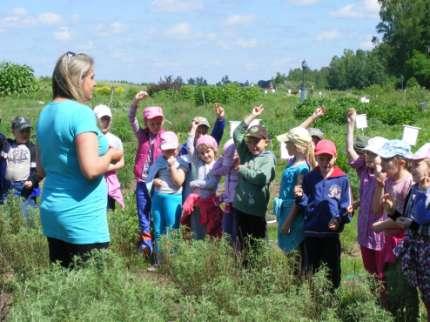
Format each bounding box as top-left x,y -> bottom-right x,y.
229,119 -> 261,137
355,114 -> 368,129
402,125 -> 421,146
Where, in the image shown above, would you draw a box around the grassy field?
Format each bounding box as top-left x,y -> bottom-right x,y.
1,80 -> 430,320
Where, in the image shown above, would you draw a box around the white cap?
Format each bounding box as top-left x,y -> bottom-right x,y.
363,136 -> 388,155
93,104 -> 112,119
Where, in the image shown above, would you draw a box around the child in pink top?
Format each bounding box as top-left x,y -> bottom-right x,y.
346,108 -> 387,279
129,91 -> 165,257
372,139 -> 418,320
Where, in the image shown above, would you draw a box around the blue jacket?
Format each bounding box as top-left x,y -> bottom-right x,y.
296,166 -> 352,236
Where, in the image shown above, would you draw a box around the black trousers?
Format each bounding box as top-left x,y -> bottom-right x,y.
233,208 -> 266,268
303,235 -> 341,289
47,237 -> 109,268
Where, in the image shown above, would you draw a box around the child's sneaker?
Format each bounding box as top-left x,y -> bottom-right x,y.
147,264 -> 160,272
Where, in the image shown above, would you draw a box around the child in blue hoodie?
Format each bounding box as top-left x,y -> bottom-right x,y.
295,139 -> 352,289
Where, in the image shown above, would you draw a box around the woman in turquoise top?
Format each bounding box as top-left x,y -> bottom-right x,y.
274,127 -> 316,253
36,52 -> 123,267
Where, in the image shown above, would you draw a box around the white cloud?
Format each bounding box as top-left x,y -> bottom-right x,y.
331,0 -> 380,18
359,36 -> 376,50
38,12 -> 62,25
152,0 -> 203,12
225,14 -> 255,27
236,38 -> 257,48
287,0 -> 319,5
0,8 -> 63,29
96,22 -> 127,36
316,30 -> 340,41
54,27 -> 71,41
165,22 -> 191,38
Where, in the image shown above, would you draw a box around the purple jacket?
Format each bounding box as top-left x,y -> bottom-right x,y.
211,140 -> 238,204
129,105 -> 164,181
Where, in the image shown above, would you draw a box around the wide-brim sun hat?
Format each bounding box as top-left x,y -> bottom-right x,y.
407,143 -> 430,160
277,127 -> 312,145
363,136 -> 388,155
377,139 -> 412,159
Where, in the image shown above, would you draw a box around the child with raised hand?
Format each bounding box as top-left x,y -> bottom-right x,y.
371,139 -> 419,319
232,105 -> 276,259
145,131 -> 187,269
274,127 -> 316,256
346,108 -> 386,280
181,134 -> 222,239
93,104 -> 125,210
211,139 -> 239,244
295,139 -> 352,289
3,116 -> 41,216
380,143 -> 430,320
129,90 -> 165,257
179,103 -> 225,157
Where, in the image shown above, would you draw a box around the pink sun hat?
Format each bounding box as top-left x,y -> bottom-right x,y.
143,106 -> 164,120
160,131 -> 179,150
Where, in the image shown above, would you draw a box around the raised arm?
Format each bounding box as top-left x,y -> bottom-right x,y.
211,103 -> 225,144
298,106 -> 325,129
129,91 -> 149,137
346,108 -> 359,162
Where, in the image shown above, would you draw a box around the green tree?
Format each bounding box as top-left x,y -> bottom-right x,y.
377,0 -> 430,81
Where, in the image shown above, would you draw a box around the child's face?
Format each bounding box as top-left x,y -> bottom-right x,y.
162,148 -> 177,159
364,151 -> 379,169
197,144 -> 215,164
381,157 -> 403,178
146,116 -> 163,135
245,137 -> 267,156
411,159 -> 430,184
316,153 -> 336,176
285,141 -> 297,155
98,116 -> 111,134
13,128 -> 30,144
195,125 -> 209,140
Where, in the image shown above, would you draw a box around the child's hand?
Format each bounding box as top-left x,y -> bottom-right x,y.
233,156 -> 240,171
251,104 -> 264,116
214,103 -> 225,119
24,180 -> 33,189
328,217 -> 340,231
382,193 -> 395,214
421,176 -> 430,189
347,108 -> 356,124
294,185 -> 303,198
153,178 -> 164,188
313,106 -> 326,118
166,155 -> 176,167
281,217 -> 292,235
375,171 -> 386,187
133,91 -> 149,104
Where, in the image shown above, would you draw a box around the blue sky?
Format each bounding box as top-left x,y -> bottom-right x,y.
0,0 -> 381,84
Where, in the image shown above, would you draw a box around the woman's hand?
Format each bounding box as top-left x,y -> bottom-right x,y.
281,217 -> 292,235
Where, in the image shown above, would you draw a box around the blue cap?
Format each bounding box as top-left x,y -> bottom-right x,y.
378,139 -> 412,159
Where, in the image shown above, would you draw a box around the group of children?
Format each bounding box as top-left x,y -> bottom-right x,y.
3,95 -> 430,319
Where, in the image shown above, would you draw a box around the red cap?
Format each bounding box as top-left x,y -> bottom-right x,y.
315,139 -> 337,156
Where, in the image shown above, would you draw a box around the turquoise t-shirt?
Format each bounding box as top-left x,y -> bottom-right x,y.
36,99 -> 109,244
275,160 -> 310,252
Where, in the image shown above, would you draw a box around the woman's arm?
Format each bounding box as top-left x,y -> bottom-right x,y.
107,155 -> 125,171
76,132 -> 123,180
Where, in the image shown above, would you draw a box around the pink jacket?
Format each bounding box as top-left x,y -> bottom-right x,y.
105,171 -> 124,208
129,105 -> 164,181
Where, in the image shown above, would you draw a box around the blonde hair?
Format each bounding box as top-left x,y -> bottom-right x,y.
291,140 -> 317,169
52,52 -> 94,102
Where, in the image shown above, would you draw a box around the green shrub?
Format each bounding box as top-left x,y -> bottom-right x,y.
0,63 -> 39,96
